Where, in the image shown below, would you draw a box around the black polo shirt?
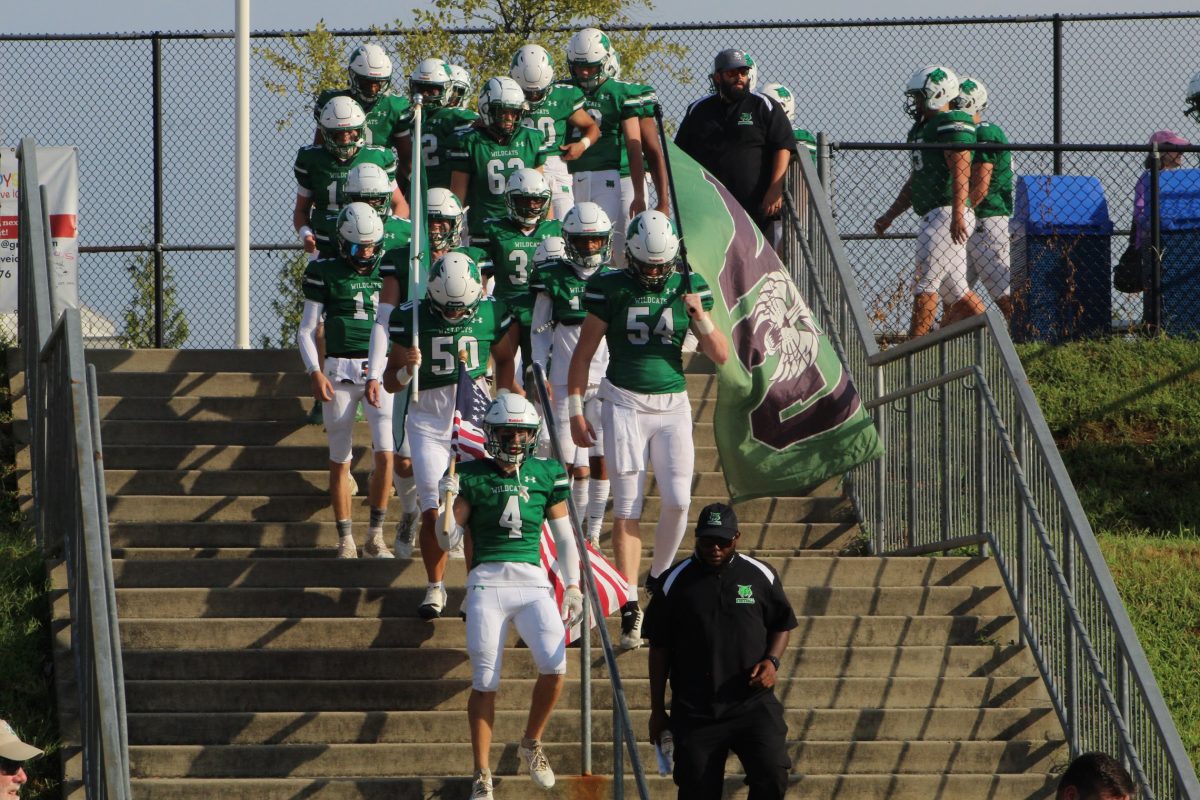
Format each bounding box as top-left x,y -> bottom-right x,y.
644,551 -> 797,720
673,91 -> 796,225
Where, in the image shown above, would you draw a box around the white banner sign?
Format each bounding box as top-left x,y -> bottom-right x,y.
0,146 -> 80,314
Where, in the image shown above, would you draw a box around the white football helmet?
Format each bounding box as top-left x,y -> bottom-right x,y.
533,235 -> 566,267
562,201 -> 613,271
319,95 -> 367,160
760,82 -> 796,122
1186,71 -> 1200,123
567,28 -> 619,91
344,162 -> 393,214
625,210 -> 679,291
426,251 -> 483,321
447,63 -> 473,109
511,44 -> 555,109
478,76 -> 528,140
745,52 -> 759,93
952,76 -> 989,116
905,64 -> 960,120
504,168 -> 552,227
336,202 -> 386,274
483,394 -> 542,465
426,188 -> 465,251
410,57 -> 453,110
347,43 -> 393,106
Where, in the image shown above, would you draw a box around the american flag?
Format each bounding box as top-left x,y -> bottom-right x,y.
450,361 -> 491,463
450,361 -> 628,642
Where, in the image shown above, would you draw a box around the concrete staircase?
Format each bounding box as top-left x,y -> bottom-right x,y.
36,348 -> 1065,798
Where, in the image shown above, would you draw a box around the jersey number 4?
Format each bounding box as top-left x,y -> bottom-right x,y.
627,306 -> 674,345
500,494 -> 524,538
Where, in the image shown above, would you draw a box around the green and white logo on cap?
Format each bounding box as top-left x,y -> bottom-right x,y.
706,509 -> 723,527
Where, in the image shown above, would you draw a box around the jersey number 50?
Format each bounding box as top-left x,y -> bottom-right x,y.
430,335 -> 480,374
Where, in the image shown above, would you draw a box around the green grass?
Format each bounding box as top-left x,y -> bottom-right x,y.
1018,337 -> 1200,770
0,356 -> 59,799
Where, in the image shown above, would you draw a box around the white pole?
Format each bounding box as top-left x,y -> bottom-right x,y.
234,0 -> 251,348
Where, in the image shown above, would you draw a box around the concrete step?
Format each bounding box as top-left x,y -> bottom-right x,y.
88,557 -> 1000,590
122,676 -> 1049,713
113,616 -> 1019,651
126,705 -> 1063,744
119,645 -> 1043,681
102,469 -> 738,498
104,586 -> 1014,620
127,773 -> 1058,800
86,349 -> 720,376
106,521 -> 859,552
93,371 -> 720,400
127,739 -> 1065,778
98,419 -> 723,447
104,494 -> 856,524
97,395 -> 721,423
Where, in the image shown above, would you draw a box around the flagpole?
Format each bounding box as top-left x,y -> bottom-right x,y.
409,94 -> 425,403
652,102 -> 693,295
441,350 -> 468,540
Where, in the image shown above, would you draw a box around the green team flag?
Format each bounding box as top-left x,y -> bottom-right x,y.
670,142 -> 883,503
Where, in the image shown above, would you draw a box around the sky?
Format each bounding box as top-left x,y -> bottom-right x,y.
0,0 -> 1194,34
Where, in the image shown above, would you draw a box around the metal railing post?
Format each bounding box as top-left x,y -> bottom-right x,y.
152,32 -> 165,348
1148,143 -> 1163,331
1052,15 -> 1064,175
817,131 -> 831,189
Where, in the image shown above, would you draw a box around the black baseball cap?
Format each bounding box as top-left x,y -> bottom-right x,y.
712,49 -> 752,74
695,502 -> 739,539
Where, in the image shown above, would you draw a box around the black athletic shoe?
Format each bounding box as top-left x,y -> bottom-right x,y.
619,601 -> 643,650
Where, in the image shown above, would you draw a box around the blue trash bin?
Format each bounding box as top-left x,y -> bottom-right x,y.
1011,175 -> 1114,343
1139,168 -> 1200,336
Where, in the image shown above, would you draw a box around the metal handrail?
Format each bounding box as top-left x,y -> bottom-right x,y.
17,138 -> 132,800
530,363 -> 651,799
781,151 -> 1200,799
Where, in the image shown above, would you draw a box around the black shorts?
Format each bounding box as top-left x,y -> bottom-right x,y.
672,696 -> 790,800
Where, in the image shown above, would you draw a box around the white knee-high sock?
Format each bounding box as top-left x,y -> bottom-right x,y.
570,476 -> 589,523
587,479 -> 610,541
394,474 -> 418,514
650,503 -> 690,579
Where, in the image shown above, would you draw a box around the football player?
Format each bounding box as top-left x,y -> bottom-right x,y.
1186,71 -> 1200,124
480,168 -> 561,374
367,189 -> 493,558
760,82 -> 818,165
449,76 -> 549,241
396,58 -> 479,192
446,64 -> 474,110
312,43 -> 411,186
874,65 -> 985,337
510,43 -> 602,220
437,394 -> 582,800
298,203 -> 395,559
954,77 -> 1015,320
567,210 -> 729,649
563,28 -> 669,267
530,202 -> 615,548
382,253 -> 519,618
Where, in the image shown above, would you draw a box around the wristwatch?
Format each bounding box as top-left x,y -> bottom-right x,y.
764,655 -> 780,670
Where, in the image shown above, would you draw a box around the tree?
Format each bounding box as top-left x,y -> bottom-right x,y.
261,250 -> 309,349
258,2 -> 692,132
120,249 -> 188,348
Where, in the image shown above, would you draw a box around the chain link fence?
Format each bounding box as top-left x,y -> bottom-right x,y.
3,13 -> 1200,346
828,141 -> 1200,340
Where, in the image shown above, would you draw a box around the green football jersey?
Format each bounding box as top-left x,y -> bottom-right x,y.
294,144 -> 397,248
314,90 -> 412,148
416,107 -> 479,190
379,244 -> 491,304
973,121 -> 1013,218
531,260 -> 619,326
458,456 -> 570,568
387,296 -> 512,390
482,217 -> 562,309
563,79 -> 657,176
583,269 -> 714,394
448,126 -> 550,237
795,128 -> 818,165
302,257 -> 382,355
907,109 -> 977,217
522,83 -> 586,151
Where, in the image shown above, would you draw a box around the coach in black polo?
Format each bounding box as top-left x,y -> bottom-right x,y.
645,502 -> 797,800
674,49 -> 796,234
